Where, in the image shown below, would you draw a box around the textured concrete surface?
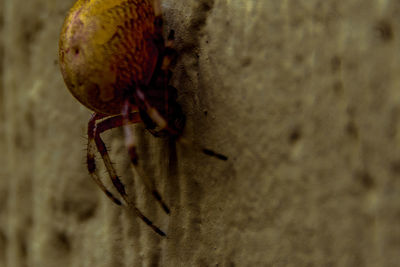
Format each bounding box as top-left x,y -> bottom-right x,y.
1,0 -> 400,266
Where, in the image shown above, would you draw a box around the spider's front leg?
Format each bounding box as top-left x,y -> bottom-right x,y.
87,112 -> 166,237
87,113 -> 124,206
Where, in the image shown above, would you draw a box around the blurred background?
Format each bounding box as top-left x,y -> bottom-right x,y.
1,0 -> 400,266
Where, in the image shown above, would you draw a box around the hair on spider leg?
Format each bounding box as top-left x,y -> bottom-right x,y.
81,145 -> 93,152
94,144 -> 115,156
79,135 -> 89,141
82,157 -> 91,166
79,131 -> 89,138
101,167 -> 115,175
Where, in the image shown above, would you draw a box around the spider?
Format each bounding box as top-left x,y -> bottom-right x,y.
59,0 -> 226,237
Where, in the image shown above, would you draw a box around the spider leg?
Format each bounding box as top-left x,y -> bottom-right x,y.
122,100 -> 171,214
162,30 -> 177,117
144,9 -> 228,160
135,88 -> 228,161
88,113 -> 166,236
87,113 -> 122,205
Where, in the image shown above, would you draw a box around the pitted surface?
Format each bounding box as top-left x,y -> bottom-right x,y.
1,0 -> 400,266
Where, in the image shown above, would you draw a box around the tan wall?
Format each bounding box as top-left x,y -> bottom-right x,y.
1,0 -> 400,266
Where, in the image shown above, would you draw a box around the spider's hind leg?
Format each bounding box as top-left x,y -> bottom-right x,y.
122,100 -> 171,214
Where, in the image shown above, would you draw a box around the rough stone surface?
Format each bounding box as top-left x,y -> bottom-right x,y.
1,0 -> 400,266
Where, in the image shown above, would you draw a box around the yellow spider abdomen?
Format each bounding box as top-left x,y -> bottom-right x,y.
59,0 -> 159,114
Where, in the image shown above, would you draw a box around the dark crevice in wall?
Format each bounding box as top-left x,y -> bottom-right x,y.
180,0 -> 215,55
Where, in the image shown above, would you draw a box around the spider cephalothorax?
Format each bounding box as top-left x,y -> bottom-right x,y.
59,0 -> 225,237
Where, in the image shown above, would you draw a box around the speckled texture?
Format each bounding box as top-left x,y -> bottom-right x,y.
59,0 -> 159,115
1,0 -> 400,266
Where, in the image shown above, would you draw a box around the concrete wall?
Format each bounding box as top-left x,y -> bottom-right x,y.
1,0 -> 400,266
